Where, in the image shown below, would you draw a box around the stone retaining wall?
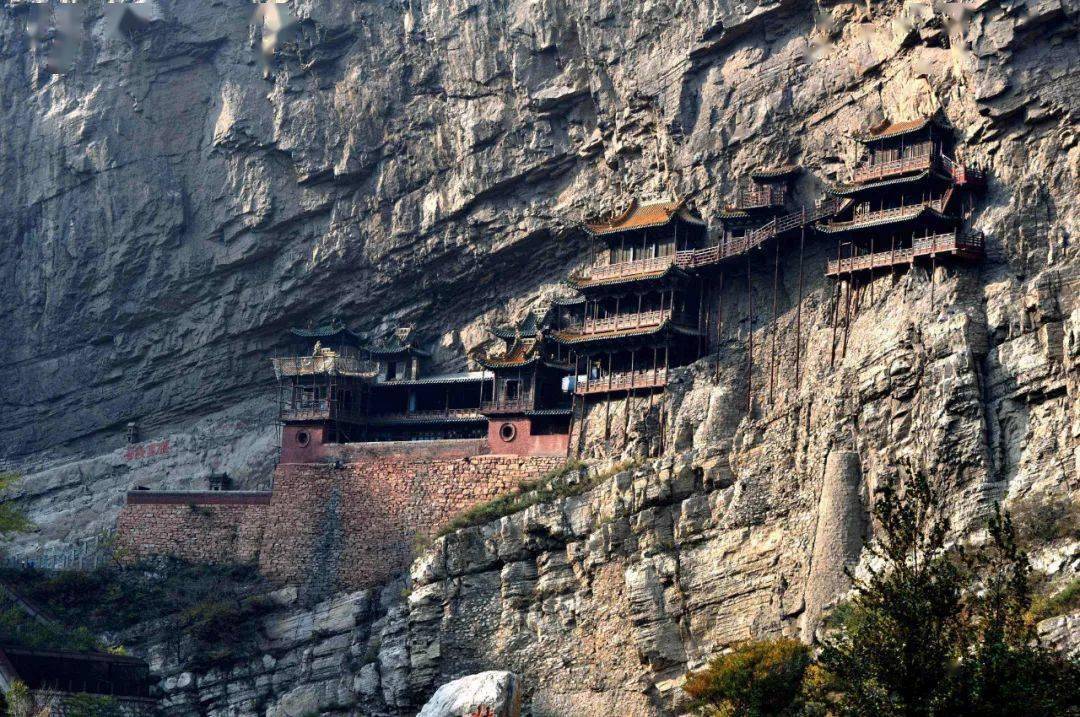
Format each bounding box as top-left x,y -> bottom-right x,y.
115,494 -> 270,565
259,452 -> 565,591
115,442 -> 564,591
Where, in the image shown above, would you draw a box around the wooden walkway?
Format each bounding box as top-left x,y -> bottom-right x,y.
574,370 -> 667,396
826,231 -> 985,276
676,199 -> 844,270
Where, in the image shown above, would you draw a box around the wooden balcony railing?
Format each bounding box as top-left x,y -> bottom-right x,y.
676,200 -> 842,270
823,197 -> 950,233
481,396 -> 534,414
577,254 -> 676,283
280,400 -> 364,422
562,309 -> 697,339
574,369 -> 668,395
272,355 -> 379,380
852,146 -> 933,183
732,184 -> 786,210
826,231 -> 985,275
365,408 -> 483,423
939,154 -> 986,185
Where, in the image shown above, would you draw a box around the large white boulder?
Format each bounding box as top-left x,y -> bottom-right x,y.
417,671 -> 521,717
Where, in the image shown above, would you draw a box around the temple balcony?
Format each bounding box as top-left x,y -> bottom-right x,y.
572,254 -> 677,285
852,151 -> 933,183
271,355 -> 379,380
730,184 -> 786,210
820,196 -> 951,234
850,145 -> 985,186
280,400 -> 365,423
938,154 -> 986,186
826,231 -> 985,276
561,308 -> 694,339
574,369 -> 667,396
364,408 -> 484,424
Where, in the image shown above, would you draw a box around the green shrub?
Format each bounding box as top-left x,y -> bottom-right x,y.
0,472 -> 33,535
1011,494 -> 1080,548
0,601 -> 100,652
435,459 -> 638,537
1030,578 -> 1080,622
684,638 -> 811,717
0,559 -> 271,670
63,693 -> 126,717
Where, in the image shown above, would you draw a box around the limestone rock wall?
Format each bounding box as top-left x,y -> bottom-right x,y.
2,0 -> 1078,714
4,0 -> 1078,562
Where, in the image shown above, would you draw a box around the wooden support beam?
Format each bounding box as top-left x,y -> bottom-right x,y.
714,270 -> 725,380
795,219 -> 805,391
769,238 -> 780,407
746,253 -> 753,412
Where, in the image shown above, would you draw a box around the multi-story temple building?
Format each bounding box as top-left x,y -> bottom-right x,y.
821,117 -> 986,277
474,312 -> 574,455
556,199 -> 709,404
272,320 -> 375,453
270,116 -> 987,460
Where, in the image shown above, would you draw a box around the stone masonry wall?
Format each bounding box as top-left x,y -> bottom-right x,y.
115,493 -> 271,565
115,443 -> 564,596
259,450 -> 565,597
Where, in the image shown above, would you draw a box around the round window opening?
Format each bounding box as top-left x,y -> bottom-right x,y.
295,431 -> 311,447
499,423 -> 517,442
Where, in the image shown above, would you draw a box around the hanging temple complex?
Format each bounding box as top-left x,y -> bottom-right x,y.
115,116 -> 987,590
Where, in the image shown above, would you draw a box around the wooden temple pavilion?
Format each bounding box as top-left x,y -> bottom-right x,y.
557,199 -> 708,401
273,324 -> 492,459
272,319 -> 376,447
364,330 -> 491,442
474,312 -> 574,455
821,116 -> 986,278
0,646 -> 154,711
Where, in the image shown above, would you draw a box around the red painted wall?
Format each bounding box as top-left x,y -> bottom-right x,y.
280,423 -> 328,463
486,417 -> 570,457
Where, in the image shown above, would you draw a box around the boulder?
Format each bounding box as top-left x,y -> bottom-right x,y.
417,671 -> 521,717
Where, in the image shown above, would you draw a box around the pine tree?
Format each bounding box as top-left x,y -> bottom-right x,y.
820,472 -> 1080,717
818,472 -> 965,716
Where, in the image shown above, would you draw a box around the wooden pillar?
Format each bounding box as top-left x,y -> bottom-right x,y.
697,279 -> 705,358
604,351 -> 613,439
830,240 -> 842,370
566,355 -> 580,458
714,270 -> 725,379
794,219 -> 805,391
746,253 -> 753,412
769,237 -> 780,407
869,235 -> 875,305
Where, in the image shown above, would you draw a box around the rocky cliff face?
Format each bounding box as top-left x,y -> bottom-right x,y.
2,0 -> 1078,713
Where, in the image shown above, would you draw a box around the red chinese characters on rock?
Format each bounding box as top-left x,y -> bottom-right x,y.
123,440 -> 171,462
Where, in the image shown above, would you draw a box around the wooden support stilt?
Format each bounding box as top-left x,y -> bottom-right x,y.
566,354 -> 580,458
714,270 -> 725,379
842,276 -> 854,361
930,249 -> 936,307
890,234 -> 896,282
795,220 -> 805,391
869,235 -> 875,305
703,282 -> 712,359
746,253 -> 753,412
697,280 -> 705,358
830,239 -> 842,369
604,352 -> 613,440
623,349 -> 636,450
769,238 -> 780,407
